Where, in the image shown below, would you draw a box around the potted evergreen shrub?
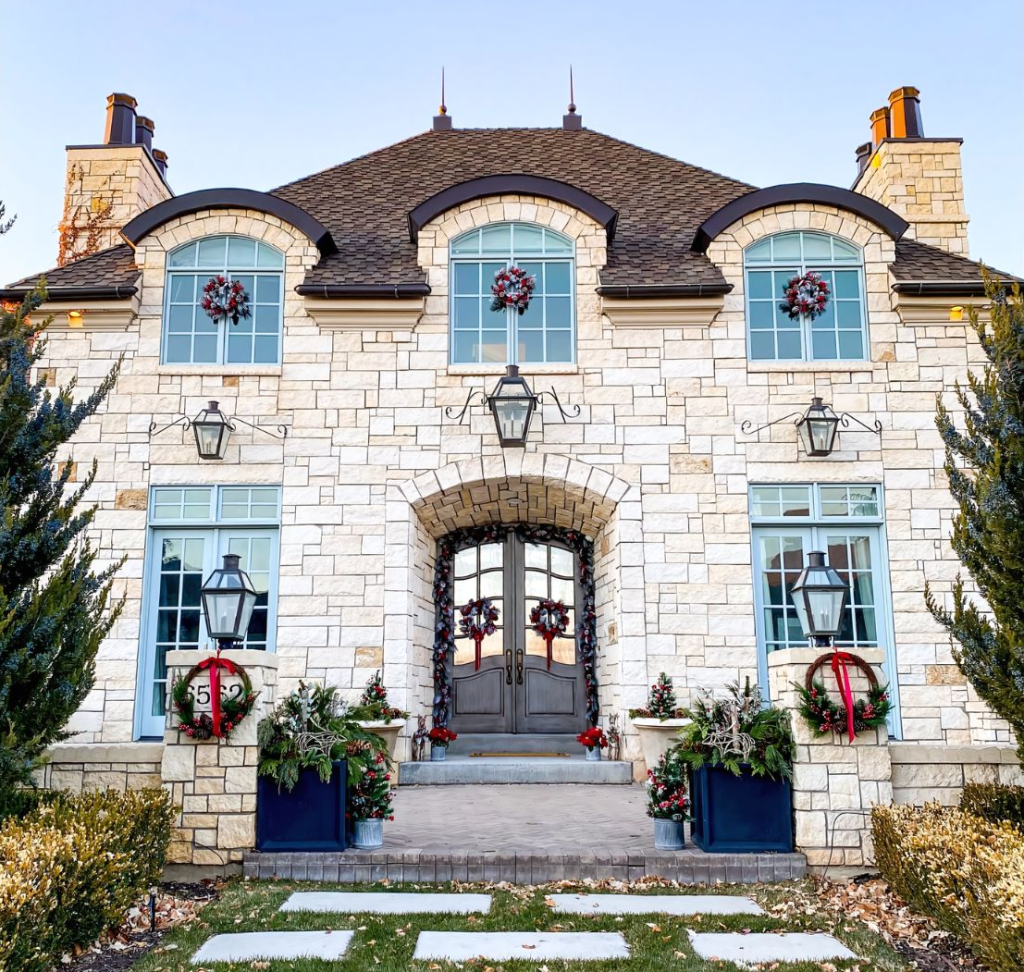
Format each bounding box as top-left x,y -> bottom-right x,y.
348,749 -> 394,849
629,672 -> 690,772
674,679 -> 795,852
256,682 -> 388,851
351,670 -> 409,758
646,750 -> 690,849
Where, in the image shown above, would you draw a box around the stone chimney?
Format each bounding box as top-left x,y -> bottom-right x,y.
58,92 -> 173,265
852,86 -> 969,256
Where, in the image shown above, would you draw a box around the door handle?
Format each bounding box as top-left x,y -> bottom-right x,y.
515,648 -> 524,684
504,649 -> 513,685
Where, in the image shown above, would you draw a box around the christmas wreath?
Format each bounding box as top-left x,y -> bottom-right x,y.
171,655 -> 258,740
490,265 -> 536,315
201,275 -> 252,326
457,597 -> 500,671
530,598 -> 570,669
779,271 -> 830,321
794,651 -> 891,740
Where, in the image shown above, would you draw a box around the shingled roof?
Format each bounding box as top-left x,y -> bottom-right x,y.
3,126 -> 1011,299
2,244 -> 139,300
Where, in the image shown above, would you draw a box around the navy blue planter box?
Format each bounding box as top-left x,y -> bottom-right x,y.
689,763 -> 793,853
257,760 -> 347,852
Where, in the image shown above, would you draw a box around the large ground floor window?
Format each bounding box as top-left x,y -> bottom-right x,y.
749,483 -> 900,734
135,486 -> 280,739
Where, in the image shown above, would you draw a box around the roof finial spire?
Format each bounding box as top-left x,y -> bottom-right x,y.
563,65 -> 582,130
433,67 -> 452,131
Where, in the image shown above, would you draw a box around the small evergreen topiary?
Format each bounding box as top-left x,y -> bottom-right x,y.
629,672 -> 685,720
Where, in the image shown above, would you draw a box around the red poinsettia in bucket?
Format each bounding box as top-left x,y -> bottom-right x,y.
428,725 -> 458,761
576,725 -> 608,761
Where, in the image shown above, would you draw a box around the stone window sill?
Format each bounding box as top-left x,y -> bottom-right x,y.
156,364 -> 283,377
747,360 -> 874,373
447,363 -> 579,377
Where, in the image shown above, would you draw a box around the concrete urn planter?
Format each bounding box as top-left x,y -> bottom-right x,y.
632,717 -> 690,773
355,720 -> 404,758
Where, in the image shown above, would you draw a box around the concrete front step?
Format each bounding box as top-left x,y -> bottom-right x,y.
400,755 -> 632,785
446,733 -> 580,757
244,848 -> 807,884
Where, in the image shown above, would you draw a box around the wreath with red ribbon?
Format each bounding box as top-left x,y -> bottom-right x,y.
171,654 -> 258,740
200,275 -> 252,326
457,597 -> 500,671
779,271 -> 830,321
794,651 -> 891,740
490,265 -> 536,315
530,598 -> 570,670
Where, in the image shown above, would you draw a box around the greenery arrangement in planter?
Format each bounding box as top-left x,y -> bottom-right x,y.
256,682 -> 389,851
645,750 -> 690,849
629,672 -> 690,772
674,679 -> 795,852
348,749 -> 394,849
351,670 -> 409,757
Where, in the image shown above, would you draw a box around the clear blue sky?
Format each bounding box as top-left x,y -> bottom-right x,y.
2,0 -> 1021,283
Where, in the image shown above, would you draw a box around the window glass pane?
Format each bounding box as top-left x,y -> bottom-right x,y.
772,233 -> 801,260
518,330 -> 544,363
454,297 -> 479,329
166,335 -> 192,363
749,301 -> 774,329
226,334 -> 253,364
227,236 -> 257,267
481,330 -> 507,363
546,296 -> 572,329
802,233 -> 833,259
518,262 -> 543,294
169,242 -> 197,268
812,332 -> 837,359
545,262 -> 571,294
550,546 -> 573,576
780,486 -> 812,516
551,575 -> 574,604
776,330 -> 803,359
196,236 -> 227,267
747,271 -> 773,300
479,543 -> 503,570
838,331 -> 863,359
193,335 -> 218,363
513,223 -> 544,253
750,486 -> 781,518
454,263 -> 479,295
480,224 -> 511,253
745,239 -> 771,262
453,577 -> 476,604
479,570 -> 502,598
836,300 -> 862,328
168,304 -> 193,332
169,275 -> 195,302
525,570 -> 547,597
255,242 -> 284,268
546,330 -> 572,362
454,547 -> 477,576
820,486 -> 849,517
849,486 -> 880,517
542,228 -> 572,253
749,332 -> 776,360
256,275 -> 281,303
525,543 -> 546,569
453,332 -> 479,363
832,238 -> 860,259
451,232 -> 480,255
255,304 -> 279,334
834,270 -> 860,299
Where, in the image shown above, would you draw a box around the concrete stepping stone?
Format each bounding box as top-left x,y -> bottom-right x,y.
550,892 -> 763,916
413,931 -> 629,962
191,930 -> 354,964
688,931 -> 856,963
281,890 -> 492,914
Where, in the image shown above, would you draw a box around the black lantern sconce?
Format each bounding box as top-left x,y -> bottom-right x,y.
789,550 -> 849,648
150,400 -> 288,461
200,553 -> 258,650
741,396 -> 881,458
445,366 -> 580,447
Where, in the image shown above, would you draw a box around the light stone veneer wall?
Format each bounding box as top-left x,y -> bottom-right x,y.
36,192 -> 1012,757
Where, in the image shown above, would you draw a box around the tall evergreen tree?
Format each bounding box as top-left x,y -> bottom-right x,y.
0,279 -> 123,795
926,274 -> 1024,761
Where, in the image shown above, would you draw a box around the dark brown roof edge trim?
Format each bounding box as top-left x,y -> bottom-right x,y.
408,175 -> 618,243
122,189 -> 337,254
596,283 -> 733,298
892,280 -> 988,297
0,284 -> 138,302
295,283 -> 431,299
692,183 -> 910,253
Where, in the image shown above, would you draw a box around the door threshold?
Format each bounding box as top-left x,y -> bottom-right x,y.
468,751 -> 569,758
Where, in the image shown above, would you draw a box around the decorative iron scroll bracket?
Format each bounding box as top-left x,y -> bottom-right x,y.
148,414 -> 192,437
443,388 -> 581,425
443,390 -> 487,425
148,414 -> 289,439
740,411 -> 881,437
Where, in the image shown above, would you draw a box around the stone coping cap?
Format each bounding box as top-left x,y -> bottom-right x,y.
47,742 -> 164,764
165,648 -> 279,669
889,743 -> 1020,765
766,647 -> 886,666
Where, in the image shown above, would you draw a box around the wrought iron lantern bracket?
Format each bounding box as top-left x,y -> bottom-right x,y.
149,412 -> 288,440
443,385 -> 581,426
740,396 -> 881,457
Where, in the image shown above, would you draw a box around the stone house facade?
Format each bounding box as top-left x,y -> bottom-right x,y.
7,86 -> 1021,817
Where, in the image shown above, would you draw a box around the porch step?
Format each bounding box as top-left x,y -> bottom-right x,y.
399,755 -> 632,785
446,733 -> 580,757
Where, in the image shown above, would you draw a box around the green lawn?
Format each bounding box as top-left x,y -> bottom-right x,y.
139,879 -> 906,971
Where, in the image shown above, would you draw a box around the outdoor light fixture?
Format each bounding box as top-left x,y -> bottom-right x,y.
949,305 -> 965,322
149,400 -> 288,460
741,395 -> 881,458
790,550 -> 849,647
67,309 -> 84,328
444,365 -> 580,447
200,553 -> 258,649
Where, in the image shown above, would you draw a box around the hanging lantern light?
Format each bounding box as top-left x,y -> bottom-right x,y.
795,397 -> 841,457
200,553 -> 258,649
191,400 -> 233,460
486,365 -> 539,447
790,550 -> 849,646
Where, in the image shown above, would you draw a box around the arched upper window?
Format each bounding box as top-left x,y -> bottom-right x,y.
163,235 -> 285,365
744,231 -> 866,362
450,222 -> 575,365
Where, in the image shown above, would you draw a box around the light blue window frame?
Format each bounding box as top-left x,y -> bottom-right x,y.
749,482 -> 901,737
134,485 -> 282,739
744,231 -> 868,362
163,235 -> 285,366
449,222 -> 576,366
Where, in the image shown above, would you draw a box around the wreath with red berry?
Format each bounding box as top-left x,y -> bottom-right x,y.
457,597 -> 500,670
530,598 -> 570,669
490,265 -> 536,315
779,271 -> 830,321
171,659 -> 258,741
794,651 -> 891,739
201,275 -> 252,326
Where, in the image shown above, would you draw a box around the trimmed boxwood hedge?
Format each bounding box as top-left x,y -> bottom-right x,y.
960,782 -> 1024,830
0,788 -> 174,972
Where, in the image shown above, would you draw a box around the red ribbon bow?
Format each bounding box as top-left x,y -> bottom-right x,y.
197,652 -> 238,737
830,650 -> 857,741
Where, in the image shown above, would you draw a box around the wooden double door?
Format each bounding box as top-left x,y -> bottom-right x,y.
448,533 -> 584,734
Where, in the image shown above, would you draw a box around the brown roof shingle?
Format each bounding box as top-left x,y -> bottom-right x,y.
2,244 -> 138,299
891,238 -> 1019,292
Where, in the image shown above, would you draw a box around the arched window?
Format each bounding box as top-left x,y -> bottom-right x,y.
163,235 -> 285,365
450,222 -> 574,365
744,231 -> 866,362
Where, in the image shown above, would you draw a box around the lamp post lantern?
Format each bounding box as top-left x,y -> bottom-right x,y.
200,553 -> 258,651
790,550 -> 849,648
192,401 -> 233,460
486,365 -> 539,447
795,397 -> 841,457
